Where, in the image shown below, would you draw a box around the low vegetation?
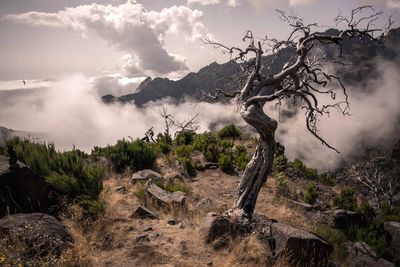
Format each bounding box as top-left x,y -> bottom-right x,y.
92,138 -> 157,173
0,137 -> 107,217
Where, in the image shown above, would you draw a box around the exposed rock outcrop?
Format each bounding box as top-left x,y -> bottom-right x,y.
270,222 -> 333,267
131,169 -> 162,184
0,156 -> 51,217
333,209 -> 363,230
348,241 -> 395,267
0,213 -> 72,259
130,206 -> 158,220
145,179 -> 186,208
204,213 -> 333,266
384,221 -> 400,255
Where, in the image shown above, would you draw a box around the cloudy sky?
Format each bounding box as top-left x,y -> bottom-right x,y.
0,0 -> 399,168
0,0 -> 399,82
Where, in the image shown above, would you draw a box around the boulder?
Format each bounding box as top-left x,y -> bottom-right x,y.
145,180 -> 186,208
384,221 -> 400,255
130,206 -> 158,219
131,169 -> 162,184
203,212 -> 231,244
0,156 -> 51,217
348,241 -> 395,267
0,213 -> 72,257
333,209 -> 363,229
270,223 -> 333,267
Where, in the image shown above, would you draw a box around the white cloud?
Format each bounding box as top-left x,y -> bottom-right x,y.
0,74 -> 242,151
288,0 -> 318,6
0,79 -> 53,91
385,0 -> 400,9
271,60 -> 400,170
5,1 -> 206,75
188,0 -> 240,7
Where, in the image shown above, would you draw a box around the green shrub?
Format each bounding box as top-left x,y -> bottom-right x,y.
193,132 -> 219,162
165,181 -> 191,194
175,130 -> 196,146
178,157 -> 196,177
176,145 -> 193,159
235,145 -> 250,171
303,182 -> 319,204
218,153 -> 233,172
273,153 -> 287,171
92,138 -> 157,173
133,183 -> 146,203
153,178 -> 191,194
334,187 -> 357,211
315,225 -> 348,262
156,132 -> 173,154
218,124 -> 241,139
275,172 -> 289,196
319,172 -> 336,186
292,158 -> 317,178
0,137 -> 107,215
78,198 -> 105,218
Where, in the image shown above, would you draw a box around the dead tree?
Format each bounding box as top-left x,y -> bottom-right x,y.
351,163 -> 400,211
204,6 -> 392,220
157,105 -> 200,138
158,106 -> 175,138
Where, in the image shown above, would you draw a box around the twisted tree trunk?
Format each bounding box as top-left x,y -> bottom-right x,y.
236,103 -> 277,217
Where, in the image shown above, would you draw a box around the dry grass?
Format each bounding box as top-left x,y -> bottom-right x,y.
56,159 -> 336,266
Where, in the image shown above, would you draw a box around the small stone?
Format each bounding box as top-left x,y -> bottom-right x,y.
132,169 -> 162,184
130,206 -> 158,219
167,219 -> 179,225
115,185 -> 127,193
136,234 -> 150,242
145,180 -> 186,208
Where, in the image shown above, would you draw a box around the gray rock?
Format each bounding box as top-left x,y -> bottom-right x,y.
384,221 -> 400,255
270,223 -> 333,267
130,206 -> 158,219
132,169 -> 162,184
203,212 -> 231,244
333,209 -> 362,229
145,180 -> 186,208
0,213 -> 72,256
167,219 -> 179,225
284,198 -> 315,211
204,162 -> 219,169
349,241 -> 395,267
115,185 -> 127,193
136,234 -> 150,242
0,156 -> 51,217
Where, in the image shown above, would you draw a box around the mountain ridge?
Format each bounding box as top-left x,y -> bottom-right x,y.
102,27 -> 400,106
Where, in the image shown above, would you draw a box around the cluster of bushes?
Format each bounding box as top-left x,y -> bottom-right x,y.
292,159 -> 318,179
273,156 -> 336,187
154,124 -> 249,174
303,182 -> 319,205
275,172 -> 289,196
92,138 -> 157,173
0,138 -> 107,216
323,186 -> 400,263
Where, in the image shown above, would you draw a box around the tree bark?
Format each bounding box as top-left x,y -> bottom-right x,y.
235,102 -> 277,217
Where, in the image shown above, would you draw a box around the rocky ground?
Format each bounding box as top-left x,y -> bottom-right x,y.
1,138 -> 399,266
